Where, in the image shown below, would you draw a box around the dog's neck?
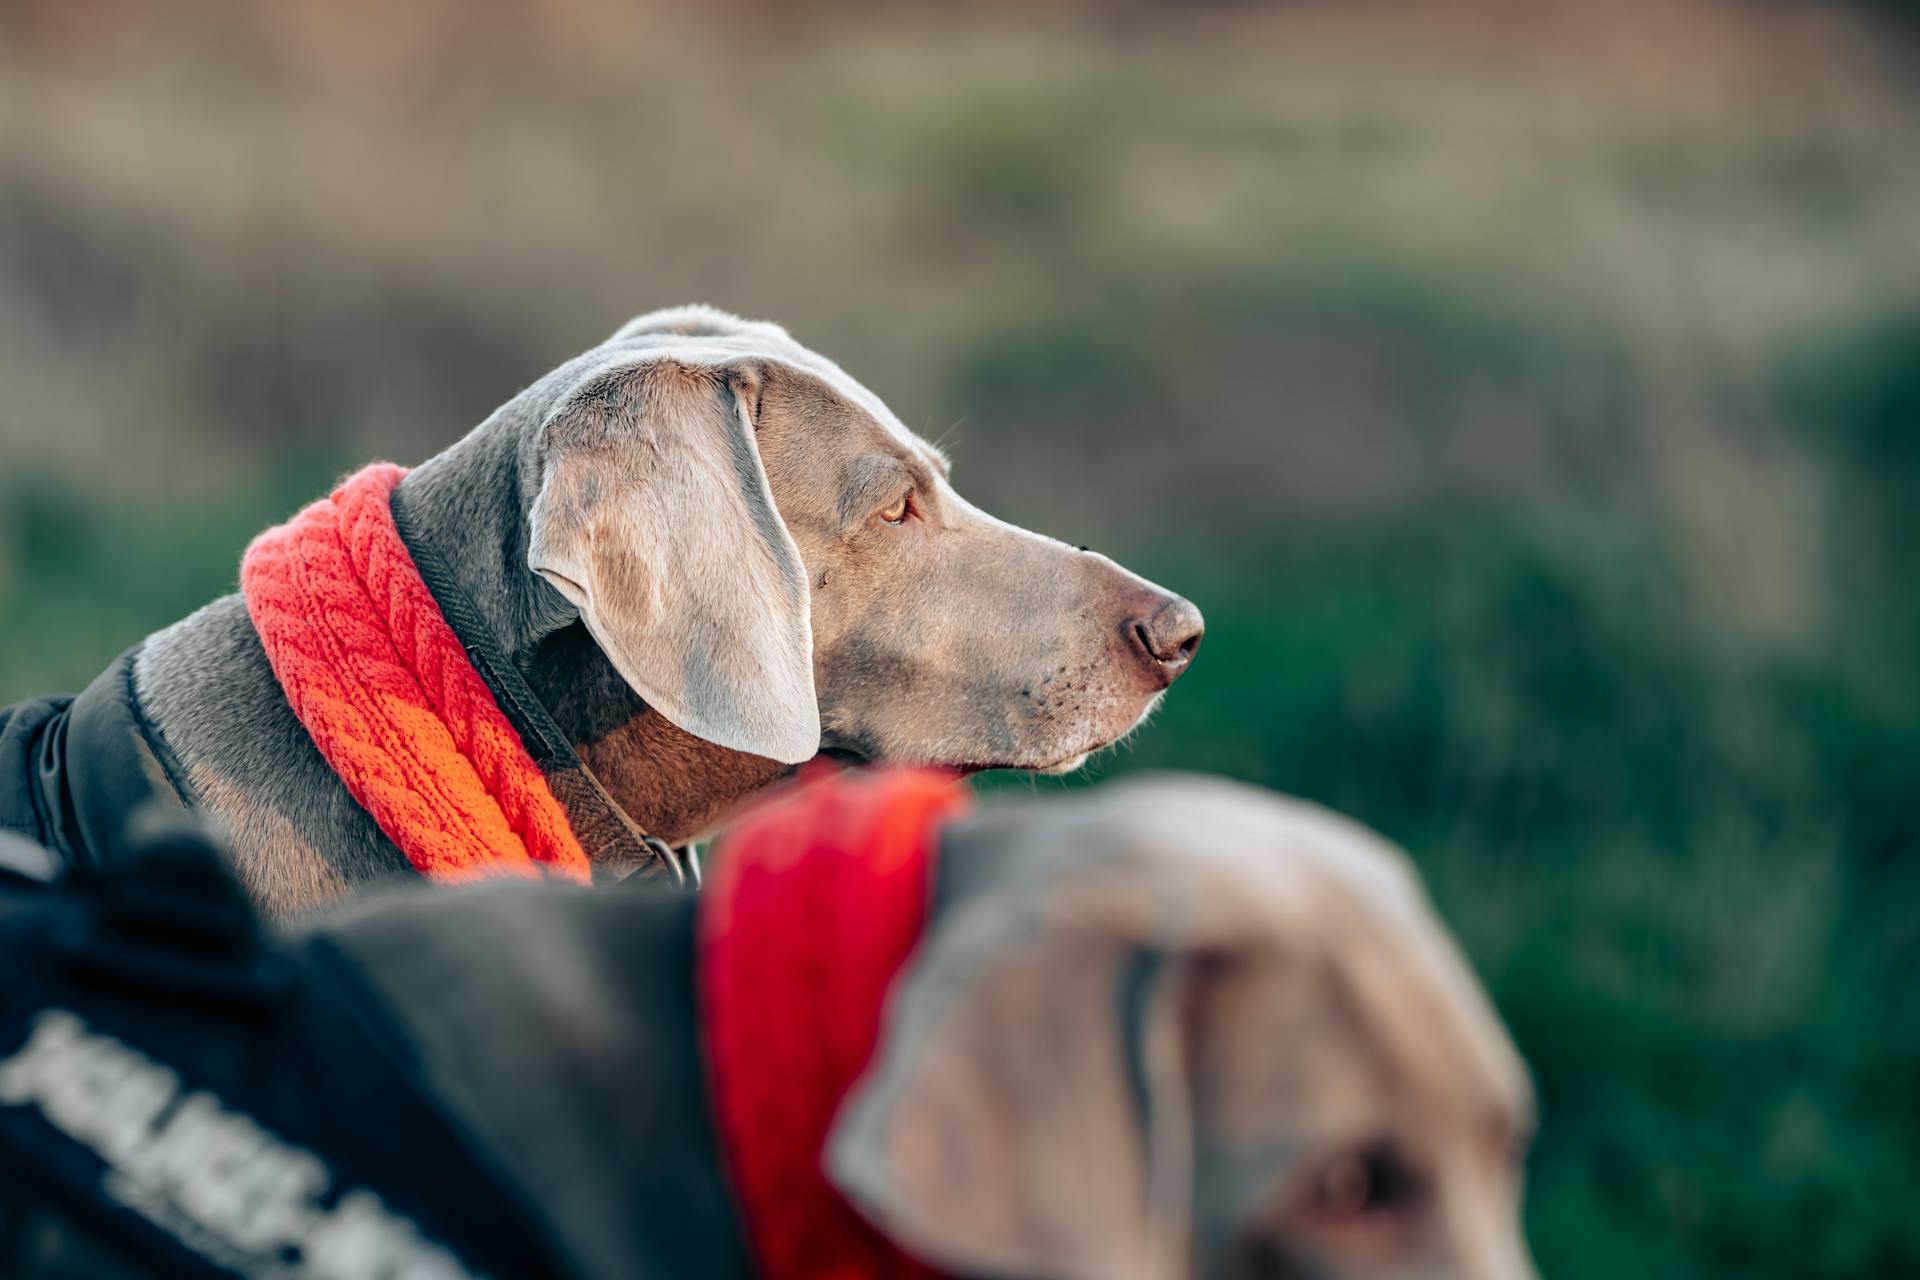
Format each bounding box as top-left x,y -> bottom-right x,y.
393,417 -> 572,667
397,419 -> 794,846
134,413 -> 793,916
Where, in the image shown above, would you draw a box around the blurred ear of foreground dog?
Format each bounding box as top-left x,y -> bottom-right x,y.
0,306 -> 1201,916
306,771 -> 1533,1280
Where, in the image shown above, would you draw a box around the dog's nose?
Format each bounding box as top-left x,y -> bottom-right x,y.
1127,595 -> 1204,686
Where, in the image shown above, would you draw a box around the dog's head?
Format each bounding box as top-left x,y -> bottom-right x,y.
829,775 -> 1537,1280
521,305 -> 1201,773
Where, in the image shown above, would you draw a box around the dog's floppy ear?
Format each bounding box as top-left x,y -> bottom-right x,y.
527,356 -> 819,764
826,837 -> 1257,1280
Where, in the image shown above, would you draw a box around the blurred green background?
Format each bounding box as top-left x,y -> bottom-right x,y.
2,2 -> 1916,1275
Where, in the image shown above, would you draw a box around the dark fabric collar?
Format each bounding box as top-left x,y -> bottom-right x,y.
386,485 -> 673,882
0,646 -> 194,872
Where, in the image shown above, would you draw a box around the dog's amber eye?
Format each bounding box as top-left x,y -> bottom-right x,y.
1307,1144 -> 1419,1221
878,491 -> 911,525
1317,1154 -> 1375,1216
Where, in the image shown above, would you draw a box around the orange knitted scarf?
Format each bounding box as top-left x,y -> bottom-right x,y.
241,464 -> 590,883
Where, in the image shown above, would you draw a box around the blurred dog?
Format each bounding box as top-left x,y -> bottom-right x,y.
1,306 -> 1201,915
323,770 -> 1537,1280
0,770 -> 1530,1278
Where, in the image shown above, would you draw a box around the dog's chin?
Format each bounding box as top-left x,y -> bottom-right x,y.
1037,752 -> 1093,777
948,746 -> 1101,777
822,748 -> 1090,777
1022,696 -> 1162,777
820,696 -> 1160,778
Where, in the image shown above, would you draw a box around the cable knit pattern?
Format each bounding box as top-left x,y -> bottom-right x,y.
701,767 -> 968,1280
241,464 -> 590,883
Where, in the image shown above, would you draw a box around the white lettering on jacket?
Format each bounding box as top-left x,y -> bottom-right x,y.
0,1009 -> 486,1280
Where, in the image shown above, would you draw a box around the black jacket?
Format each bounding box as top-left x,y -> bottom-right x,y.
0,817 -> 752,1279
0,648 -> 194,873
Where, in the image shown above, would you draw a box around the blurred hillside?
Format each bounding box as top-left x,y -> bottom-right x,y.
3,2 -> 1918,1276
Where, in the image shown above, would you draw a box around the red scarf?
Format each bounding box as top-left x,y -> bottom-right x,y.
701,767 -> 970,1280
240,464 -> 590,883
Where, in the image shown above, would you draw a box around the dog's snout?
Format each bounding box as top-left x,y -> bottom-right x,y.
1127,595 -> 1204,686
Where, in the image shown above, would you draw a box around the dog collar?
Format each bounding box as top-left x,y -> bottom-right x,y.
700,767 -> 969,1280
241,464 -> 680,886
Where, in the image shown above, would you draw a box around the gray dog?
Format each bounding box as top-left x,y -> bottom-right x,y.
0,771 -> 1530,1279
331,771 -> 1538,1279
1,306 -> 1202,916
